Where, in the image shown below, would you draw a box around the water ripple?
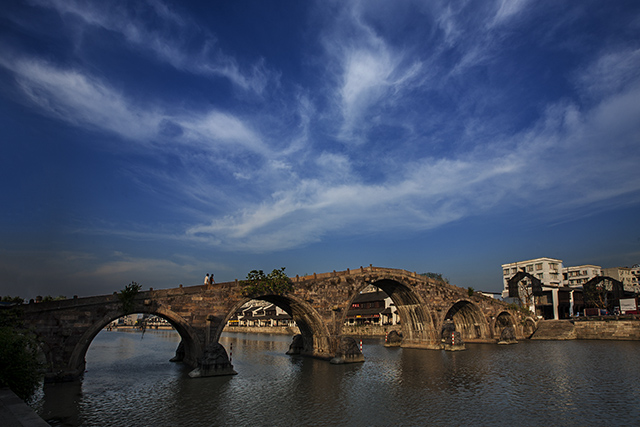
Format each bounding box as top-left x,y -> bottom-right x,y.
34,332 -> 640,426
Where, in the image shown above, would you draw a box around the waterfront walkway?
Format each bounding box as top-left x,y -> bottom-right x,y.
0,388 -> 48,427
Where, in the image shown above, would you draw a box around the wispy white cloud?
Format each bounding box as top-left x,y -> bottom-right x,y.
184,63 -> 640,251
178,111 -> 267,155
28,0 -> 273,93
0,55 -> 267,157
490,0 -> 530,27
2,0 -> 639,259
75,251 -> 221,283
576,48 -> 640,100
320,2 -> 423,143
3,56 -> 159,140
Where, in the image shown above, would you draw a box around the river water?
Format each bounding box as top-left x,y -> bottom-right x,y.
34,329 -> 640,426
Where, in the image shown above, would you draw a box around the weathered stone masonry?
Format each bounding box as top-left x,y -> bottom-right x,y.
19,266 -> 522,381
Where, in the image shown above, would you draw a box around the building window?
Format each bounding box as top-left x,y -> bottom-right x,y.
526,265 -> 533,272
535,263 -> 543,271
504,269 -> 509,276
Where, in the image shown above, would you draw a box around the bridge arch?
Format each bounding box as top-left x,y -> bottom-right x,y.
443,300 -> 491,342
522,317 -> 537,338
349,278 -> 438,347
66,304 -> 202,379
492,311 -> 517,339
217,294 -> 333,358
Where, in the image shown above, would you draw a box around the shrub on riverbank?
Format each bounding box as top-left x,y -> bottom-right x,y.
0,325 -> 43,402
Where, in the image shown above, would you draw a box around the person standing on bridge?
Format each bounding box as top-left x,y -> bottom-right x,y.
204,274 -> 210,285
210,273 -> 215,284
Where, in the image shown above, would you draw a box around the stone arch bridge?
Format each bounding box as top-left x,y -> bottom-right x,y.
18,266 -> 525,381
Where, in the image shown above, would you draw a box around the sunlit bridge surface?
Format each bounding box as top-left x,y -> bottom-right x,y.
34,330 -> 640,426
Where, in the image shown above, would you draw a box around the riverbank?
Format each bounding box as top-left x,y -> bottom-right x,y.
223,325 -> 399,337
225,320 -> 640,341
531,318 -> 640,340
224,325 -> 300,335
105,325 -> 174,331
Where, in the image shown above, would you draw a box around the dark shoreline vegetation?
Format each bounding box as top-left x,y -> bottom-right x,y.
0,300 -> 44,402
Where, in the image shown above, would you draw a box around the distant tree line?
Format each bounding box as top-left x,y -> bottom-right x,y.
2,295 -> 66,304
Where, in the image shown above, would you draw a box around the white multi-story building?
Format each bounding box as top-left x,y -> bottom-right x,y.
501,257 -> 563,297
632,265 -> 640,291
502,258 -> 640,320
603,267 -> 637,293
562,265 -> 602,287
502,257 -> 566,320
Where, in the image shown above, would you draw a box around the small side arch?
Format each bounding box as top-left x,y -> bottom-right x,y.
493,311 -> 517,339
522,316 -> 537,338
443,300 -> 491,342
67,305 -> 202,379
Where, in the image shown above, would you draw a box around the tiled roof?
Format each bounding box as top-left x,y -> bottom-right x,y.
352,291 -> 389,303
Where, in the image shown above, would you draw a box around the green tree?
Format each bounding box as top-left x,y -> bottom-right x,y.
2,296 -> 25,304
0,297 -> 24,328
0,299 -> 44,402
241,267 -> 293,297
467,287 -> 475,297
119,282 -> 141,314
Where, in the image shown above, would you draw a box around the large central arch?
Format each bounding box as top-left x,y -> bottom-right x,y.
345,278 -> 439,348
216,293 -> 334,358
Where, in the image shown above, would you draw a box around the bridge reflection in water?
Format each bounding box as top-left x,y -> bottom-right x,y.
34,330 -> 640,426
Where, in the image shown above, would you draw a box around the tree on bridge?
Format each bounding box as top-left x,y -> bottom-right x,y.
241,267 -> 293,297
118,282 -> 141,314
420,272 -> 450,284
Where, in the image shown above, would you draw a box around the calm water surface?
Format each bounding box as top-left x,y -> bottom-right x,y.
34,330 -> 640,426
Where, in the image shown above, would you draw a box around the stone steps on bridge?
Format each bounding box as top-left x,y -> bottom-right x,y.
530,320 -> 576,340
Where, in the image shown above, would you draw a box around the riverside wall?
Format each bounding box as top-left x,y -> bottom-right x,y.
342,325 -> 399,338
224,326 -> 300,335
225,320 -> 640,341
223,325 -> 399,338
531,318 -> 640,340
573,319 -> 640,340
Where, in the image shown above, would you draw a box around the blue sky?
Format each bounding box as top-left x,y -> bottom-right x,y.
1,0 -> 639,299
